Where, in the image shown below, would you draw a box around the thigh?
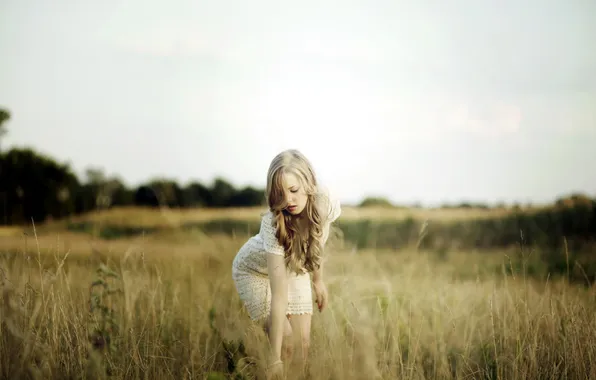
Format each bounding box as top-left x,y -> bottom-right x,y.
286,272 -> 313,316
286,273 -> 313,348
232,270 -> 271,322
264,313 -> 294,338
288,313 -> 312,343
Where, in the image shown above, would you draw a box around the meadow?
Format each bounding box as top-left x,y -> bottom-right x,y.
0,204 -> 595,380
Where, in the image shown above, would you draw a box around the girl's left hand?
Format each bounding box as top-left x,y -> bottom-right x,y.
266,360 -> 284,380
313,280 -> 328,312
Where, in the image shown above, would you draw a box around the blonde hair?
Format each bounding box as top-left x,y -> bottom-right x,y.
265,149 -> 329,274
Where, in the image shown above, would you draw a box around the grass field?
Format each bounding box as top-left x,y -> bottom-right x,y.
1,207 -> 595,380
33,204 -> 521,230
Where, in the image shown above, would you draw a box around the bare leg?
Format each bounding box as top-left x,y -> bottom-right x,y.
264,314 -> 294,362
288,313 -> 312,372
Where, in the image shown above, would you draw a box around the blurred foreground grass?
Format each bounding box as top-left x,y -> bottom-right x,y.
1,218 -> 595,380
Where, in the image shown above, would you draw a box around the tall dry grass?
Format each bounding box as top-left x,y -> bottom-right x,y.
33,204 -> 518,231
0,226 -> 595,379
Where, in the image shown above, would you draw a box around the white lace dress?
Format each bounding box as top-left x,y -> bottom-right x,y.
231,190 -> 341,322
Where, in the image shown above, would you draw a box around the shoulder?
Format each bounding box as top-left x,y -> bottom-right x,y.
259,210 -> 276,230
259,210 -> 285,256
317,185 -> 341,223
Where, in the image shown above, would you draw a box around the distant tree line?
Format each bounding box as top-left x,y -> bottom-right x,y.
0,143 -> 541,227
1,106 -> 595,229
0,146 -> 271,226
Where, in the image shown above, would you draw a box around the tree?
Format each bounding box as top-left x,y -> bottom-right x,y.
0,107 -> 10,153
210,177 -> 236,207
183,182 -> 213,207
358,196 -> 394,208
75,167 -> 131,210
0,148 -> 80,224
229,186 -> 264,207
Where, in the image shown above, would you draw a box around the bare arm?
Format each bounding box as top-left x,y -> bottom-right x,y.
267,252 -> 288,361
313,189 -> 340,283
312,260 -> 324,283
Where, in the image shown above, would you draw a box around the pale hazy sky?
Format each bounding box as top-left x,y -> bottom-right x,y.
1,0 -> 595,206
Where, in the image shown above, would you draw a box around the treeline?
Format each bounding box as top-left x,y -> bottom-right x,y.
0,147 -> 267,226
0,143 -> 513,227
1,145 -> 595,227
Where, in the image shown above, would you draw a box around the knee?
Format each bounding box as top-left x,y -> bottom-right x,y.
282,334 -> 294,358
300,335 -> 310,356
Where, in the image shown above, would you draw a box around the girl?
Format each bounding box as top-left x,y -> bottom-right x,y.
231,149 -> 341,375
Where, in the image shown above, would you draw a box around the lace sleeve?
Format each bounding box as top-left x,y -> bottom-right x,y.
323,187 -> 341,223
261,212 -> 285,256
328,195 -> 341,223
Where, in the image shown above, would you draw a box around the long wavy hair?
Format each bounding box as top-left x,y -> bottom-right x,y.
265,149 -> 330,274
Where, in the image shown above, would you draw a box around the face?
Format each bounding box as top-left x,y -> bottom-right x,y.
281,171 -> 308,216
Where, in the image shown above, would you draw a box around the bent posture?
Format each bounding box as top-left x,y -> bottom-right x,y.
231,149 -> 341,376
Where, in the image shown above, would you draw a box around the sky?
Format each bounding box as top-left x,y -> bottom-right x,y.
1,0 -> 595,206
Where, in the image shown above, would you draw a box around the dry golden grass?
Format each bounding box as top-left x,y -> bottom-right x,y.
1,222 -> 595,380
31,204 -> 522,231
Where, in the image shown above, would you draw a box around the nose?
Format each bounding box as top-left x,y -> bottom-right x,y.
286,192 -> 294,204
